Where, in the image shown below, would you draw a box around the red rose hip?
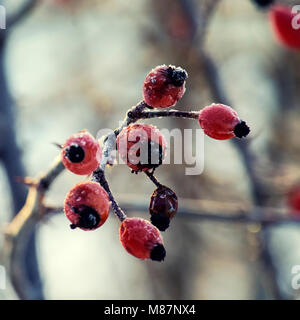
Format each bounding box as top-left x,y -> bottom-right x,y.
64,181 -> 110,230
269,5 -> 300,50
143,65 -> 188,108
61,130 -> 102,175
198,103 -> 250,140
119,217 -> 166,261
117,123 -> 167,172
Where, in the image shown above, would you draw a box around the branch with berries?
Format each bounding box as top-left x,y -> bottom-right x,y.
2,64 -> 253,284
40,65 -> 252,263
61,0 -> 300,289
3,0 -> 300,299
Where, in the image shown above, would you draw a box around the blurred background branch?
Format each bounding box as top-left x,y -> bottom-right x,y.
0,0 -> 42,299
6,0 -> 39,30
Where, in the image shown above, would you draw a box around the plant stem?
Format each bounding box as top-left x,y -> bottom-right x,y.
144,170 -> 163,188
92,168 -> 127,222
139,110 -> 199,120
96,101 -> 200,223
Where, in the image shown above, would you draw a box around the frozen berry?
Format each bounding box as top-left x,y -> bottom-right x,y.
269,5 -> 300,50
61,130 -> 102,175
198,103 -> 250,140
119,217 -> 166,261
251,0 -> 274,8
143,65 -> 188,108
117,123 -> 167,172
64,181 -> 110,230
149,186 -> 178,231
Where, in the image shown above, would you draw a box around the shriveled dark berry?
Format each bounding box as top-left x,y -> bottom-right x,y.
149,185 -> 178,231
150,214 -> 170,232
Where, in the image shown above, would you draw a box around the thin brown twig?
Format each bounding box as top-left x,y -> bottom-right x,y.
144,171 -> 163,188
92,168 -> 127,222
139,110 -> 199,120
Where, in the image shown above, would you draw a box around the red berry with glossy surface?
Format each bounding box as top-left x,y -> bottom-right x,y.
119,217 -> 166,261
61,130 -> 102,175
269,5 -> 300,50
287,185 -> 300,216
149,186 -> 178,231
117,123 -> 167,172
143,65 -> 188,108
198,103 -> 250,140
64,181 -> 110,230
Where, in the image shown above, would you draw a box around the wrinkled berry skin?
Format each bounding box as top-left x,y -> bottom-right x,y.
143,65 -> 188,108
117,123 -> 167,172
287,186 -> 300,216
198,104 -> 250,140
61,130 -> 102,175
269,5 -> 300,50
119,218 -> 166,261
64,181 -> 110,230
149,186 -> 178,231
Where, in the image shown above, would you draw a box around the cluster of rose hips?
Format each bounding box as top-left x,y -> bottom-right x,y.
252,0 -> 300,51
60,64 -> 250,262
54,0 -> 299,263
